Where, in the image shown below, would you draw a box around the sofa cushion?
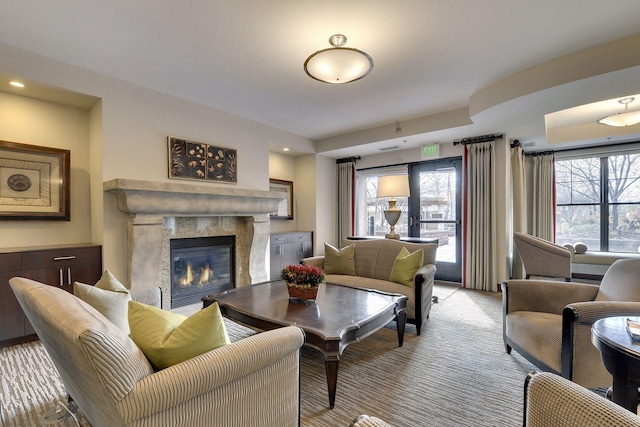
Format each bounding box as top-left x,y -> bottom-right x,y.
389,247 -> 424,287
128,300 -> 230,370
324,243 -> 356,275
74,269 -> 132,334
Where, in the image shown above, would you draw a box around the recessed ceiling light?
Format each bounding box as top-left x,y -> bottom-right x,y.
283,148 -> 290,152
9,81 -> 25,88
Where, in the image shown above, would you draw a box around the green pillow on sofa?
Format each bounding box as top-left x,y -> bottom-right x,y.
128,301 -> 230,370
389,247 -> 424,287
324,243 -> 356,275
74,269 -> 132,334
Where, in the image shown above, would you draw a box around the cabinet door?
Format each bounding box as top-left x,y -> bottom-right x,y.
270,242 -> 284,280
291,232 -> 313,262
0,253 -> 25,341
22,263 -> 102,294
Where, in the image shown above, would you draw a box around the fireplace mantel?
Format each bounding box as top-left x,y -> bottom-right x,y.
103,178 -> 284,305
103,178 -> 283,216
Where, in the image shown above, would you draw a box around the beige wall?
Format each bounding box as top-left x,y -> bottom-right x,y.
268,152 -> 336,256
0,91 -> 93,248
0,42 -> 314,283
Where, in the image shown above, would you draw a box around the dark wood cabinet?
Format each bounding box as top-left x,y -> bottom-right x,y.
270,232 -> 313,280
0,244 -> 102,347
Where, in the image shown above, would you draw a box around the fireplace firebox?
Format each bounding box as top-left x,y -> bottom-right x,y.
170,235 -> 235,308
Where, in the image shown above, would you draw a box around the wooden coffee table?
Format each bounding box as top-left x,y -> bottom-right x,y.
202,280 -> 407,408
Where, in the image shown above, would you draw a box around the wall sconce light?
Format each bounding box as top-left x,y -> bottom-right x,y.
377,174 -> 410,239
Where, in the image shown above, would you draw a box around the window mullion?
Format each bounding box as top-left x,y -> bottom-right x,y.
601,157 -> 608,251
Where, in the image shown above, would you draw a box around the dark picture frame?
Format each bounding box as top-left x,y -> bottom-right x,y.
0,140 -> 70,221
269,178 -> 293,220
168,136 -> 237,183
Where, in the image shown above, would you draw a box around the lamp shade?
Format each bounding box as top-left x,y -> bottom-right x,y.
377,175 -> 410,198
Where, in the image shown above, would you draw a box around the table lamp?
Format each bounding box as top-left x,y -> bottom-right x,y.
377,174 -> 410,239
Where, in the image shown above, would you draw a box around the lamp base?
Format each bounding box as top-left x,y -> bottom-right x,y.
385,232 -> 400,239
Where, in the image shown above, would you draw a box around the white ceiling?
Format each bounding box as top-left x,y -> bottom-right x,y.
2,1 -> 640,158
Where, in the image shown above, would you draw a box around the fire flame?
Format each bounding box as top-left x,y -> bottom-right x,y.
179,262 -> 194,287
178,262 -> 214,288
199,264 -> 211,285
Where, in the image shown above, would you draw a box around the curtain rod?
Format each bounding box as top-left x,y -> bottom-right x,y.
336,156 -> 361,164
522,139 -> 640,157
453,133 -> 503,146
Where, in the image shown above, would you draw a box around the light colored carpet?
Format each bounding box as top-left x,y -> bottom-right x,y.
0,285 -> 537,426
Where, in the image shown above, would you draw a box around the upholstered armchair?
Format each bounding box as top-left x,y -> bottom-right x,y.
513,232 -> 572,281
10,277 -> 305,427
524,372 -> 640,427
502,259 -> 640,389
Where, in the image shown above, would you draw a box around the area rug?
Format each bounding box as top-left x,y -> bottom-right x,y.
0,285 -> 537,426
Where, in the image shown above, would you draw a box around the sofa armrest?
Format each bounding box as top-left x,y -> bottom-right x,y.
415,264 -> 435,286
564,301 -> 640,324
129,287 -> 162,308
502,280 -> 599,315
120,326 -> 305,422
301,256 -> 325,269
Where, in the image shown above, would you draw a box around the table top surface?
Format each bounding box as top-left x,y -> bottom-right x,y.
203,280 -> 406,339
592,316 -> 640,360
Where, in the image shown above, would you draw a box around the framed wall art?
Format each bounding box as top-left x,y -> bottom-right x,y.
0,140 -> 70,220
269,178 -> 293,220
168,136 -> 237,183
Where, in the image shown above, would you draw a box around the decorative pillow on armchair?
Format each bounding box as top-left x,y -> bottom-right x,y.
128,301 -> 230,370
324,243 -> 356,275
389,247 -> 424,287
74,269 -> 132,334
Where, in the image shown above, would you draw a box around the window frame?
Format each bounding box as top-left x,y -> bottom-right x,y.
555,144 -> 640,253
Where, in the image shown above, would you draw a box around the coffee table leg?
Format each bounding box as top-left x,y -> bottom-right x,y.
396,310 -> 406,347
325,356 -> 340,409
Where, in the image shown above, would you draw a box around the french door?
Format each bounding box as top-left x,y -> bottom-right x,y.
408,158 -> 462,283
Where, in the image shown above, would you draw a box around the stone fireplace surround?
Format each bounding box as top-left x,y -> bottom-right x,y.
104,179 -> 283,309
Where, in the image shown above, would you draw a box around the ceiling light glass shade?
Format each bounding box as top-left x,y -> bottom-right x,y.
597,110 -> 640,127
304,34 -> 373,84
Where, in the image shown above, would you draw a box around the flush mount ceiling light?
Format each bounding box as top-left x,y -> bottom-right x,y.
598,97 -> 640,127
304,34 -> 373,84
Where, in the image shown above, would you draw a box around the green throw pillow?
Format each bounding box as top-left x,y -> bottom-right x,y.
128,301 -> 230,370
389,247 -> 424,287
74,269 -> 132,334
324,243 -> 356,275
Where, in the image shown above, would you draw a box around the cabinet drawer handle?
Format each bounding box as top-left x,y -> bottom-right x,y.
59,268 -> 64,286
67,267 -> 72,285
53,256 -> 76,261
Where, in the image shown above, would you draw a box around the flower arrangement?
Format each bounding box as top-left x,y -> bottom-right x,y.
281,264 -> 325,288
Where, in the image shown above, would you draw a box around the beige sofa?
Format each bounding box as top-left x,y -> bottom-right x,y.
10,277 -> 304,427
303,239 -> 437,335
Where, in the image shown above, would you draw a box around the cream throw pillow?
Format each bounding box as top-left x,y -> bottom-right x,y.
74,269 -> 132,334
324,243 -> 356,275
389,247 -> 424,287
128,301 -> 230,370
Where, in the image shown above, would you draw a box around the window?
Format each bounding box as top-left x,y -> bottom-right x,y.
354,167 -> 409,238
555,151 -> 640,253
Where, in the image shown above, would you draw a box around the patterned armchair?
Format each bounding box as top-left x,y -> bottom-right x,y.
513,232 -> 572,281
525,372 -> 640,426
503,259 -> 640,389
